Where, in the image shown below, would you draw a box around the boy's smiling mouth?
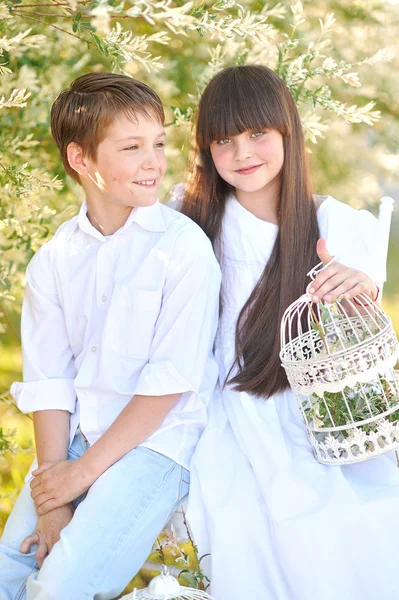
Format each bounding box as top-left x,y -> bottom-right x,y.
133,179 -> 157,187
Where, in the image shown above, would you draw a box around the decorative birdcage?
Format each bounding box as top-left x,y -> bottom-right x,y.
122,567 -> 215,600
280,260 -> 399,465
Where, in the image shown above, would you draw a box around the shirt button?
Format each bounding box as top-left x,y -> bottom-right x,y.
91,346 -> 97,353
101,295 -> 107,302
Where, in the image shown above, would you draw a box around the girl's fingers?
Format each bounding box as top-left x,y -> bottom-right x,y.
308,265 -> 341,294
323,280 -> 365,302
341,281 -> 369,300
312,273 -> 349,302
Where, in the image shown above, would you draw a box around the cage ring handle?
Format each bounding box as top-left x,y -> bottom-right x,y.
305,256 -> 337,295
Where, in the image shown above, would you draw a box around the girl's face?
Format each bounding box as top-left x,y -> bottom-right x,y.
210,129 -> 284,196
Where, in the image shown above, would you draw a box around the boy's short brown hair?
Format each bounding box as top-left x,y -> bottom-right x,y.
51,72 -> 165,183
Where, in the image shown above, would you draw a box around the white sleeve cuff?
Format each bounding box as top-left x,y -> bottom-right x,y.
134,360 -> 197,397
10,379 -> 76,414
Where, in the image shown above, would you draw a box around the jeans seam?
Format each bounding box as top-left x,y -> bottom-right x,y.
165,467 -> 189,524
15,565 -> 37,600
87,460 -> 178,596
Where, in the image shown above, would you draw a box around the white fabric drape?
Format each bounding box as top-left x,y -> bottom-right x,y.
188,195 -> 399,600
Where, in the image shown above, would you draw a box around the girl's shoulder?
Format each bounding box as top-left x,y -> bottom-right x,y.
316,195 -> 386,283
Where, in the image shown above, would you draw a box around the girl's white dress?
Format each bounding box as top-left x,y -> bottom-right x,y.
186,195 -> 399,600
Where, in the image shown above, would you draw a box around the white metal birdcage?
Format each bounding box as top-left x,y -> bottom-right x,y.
280,260 -> 399,465
121,567 -> 215,600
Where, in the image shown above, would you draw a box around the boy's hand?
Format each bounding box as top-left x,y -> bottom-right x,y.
20,503 -> 74,568
30,459 -> 93,515
308,238 -> 377,303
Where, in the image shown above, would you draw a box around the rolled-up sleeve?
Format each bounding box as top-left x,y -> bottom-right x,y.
10,246 -> 76,414
135,225 -> 221,397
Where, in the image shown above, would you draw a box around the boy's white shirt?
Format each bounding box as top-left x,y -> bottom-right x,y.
11,199 -> 221,470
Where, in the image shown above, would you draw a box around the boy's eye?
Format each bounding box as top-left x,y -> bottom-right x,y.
123,145 -> 138,151
217,138 -> 232,145
250,131 -> 264,138
155,142 -> 165,148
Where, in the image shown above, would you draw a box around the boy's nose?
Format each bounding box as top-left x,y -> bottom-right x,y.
142,148 -> 161,170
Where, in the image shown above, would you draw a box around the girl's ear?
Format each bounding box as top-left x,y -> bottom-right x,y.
67,142 -> 91,178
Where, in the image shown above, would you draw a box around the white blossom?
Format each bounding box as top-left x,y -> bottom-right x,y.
319,12 -> 336,36
90,0 -> 113,35
322,57 -> 337,71
340,71 -> 362,88
290,1 -> 305,28
0,88 -> 31,110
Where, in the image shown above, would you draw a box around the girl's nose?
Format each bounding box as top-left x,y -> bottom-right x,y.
234,140 -> 252,162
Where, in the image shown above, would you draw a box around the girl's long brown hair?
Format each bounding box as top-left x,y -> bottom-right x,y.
181,65 -> 320,399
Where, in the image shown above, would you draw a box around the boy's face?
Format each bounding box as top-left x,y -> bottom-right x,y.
82,112 -> 167,208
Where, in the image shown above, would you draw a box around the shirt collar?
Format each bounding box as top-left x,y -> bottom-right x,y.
75,199 -> 166,241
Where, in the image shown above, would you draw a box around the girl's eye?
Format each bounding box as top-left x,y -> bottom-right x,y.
123,145 -> 138,151
217,138 -> 231,145
250,131 -> 264,138
155,142 -> 165,148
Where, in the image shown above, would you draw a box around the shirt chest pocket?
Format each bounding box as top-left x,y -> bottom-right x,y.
104,286 -> 163,359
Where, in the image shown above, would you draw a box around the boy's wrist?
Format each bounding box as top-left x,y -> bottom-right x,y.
77,448 -> 105,485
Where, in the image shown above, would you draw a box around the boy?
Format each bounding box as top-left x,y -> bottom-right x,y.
0,73 -> 220,599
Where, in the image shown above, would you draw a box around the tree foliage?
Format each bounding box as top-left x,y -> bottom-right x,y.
0,0 -> 398,527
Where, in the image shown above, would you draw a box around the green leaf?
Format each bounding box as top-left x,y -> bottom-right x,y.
199,553 -> 211,564
81,22 -> 95,32
91,33 -> 103,51
179,572 -> 199,589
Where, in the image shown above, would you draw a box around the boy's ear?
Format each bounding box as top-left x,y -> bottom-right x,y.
67,142 -> 91,178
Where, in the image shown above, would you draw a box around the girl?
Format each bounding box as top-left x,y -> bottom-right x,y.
173,66 -> 399,600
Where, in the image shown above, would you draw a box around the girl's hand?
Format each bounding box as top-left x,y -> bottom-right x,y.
30,459 -> 93,515
308,238 -> 378,304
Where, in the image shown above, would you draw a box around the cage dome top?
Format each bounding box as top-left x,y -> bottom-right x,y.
122,567 -> 216,600
280,260 -> 399,398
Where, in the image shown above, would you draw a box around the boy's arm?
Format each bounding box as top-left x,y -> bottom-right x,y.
34,410 -> 70,465
11,245 -> 77,420
30,227 -> 221,514
31,392 -> 182,514
13,245 -> 77,559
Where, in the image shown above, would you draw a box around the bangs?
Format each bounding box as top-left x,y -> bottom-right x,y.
197,66 -> 289,147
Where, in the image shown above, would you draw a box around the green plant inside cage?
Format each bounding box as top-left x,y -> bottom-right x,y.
301,301 -> 399,439
303,375 -> 399,435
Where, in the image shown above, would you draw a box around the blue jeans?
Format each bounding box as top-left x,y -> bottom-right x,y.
0,430 -> 190,600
